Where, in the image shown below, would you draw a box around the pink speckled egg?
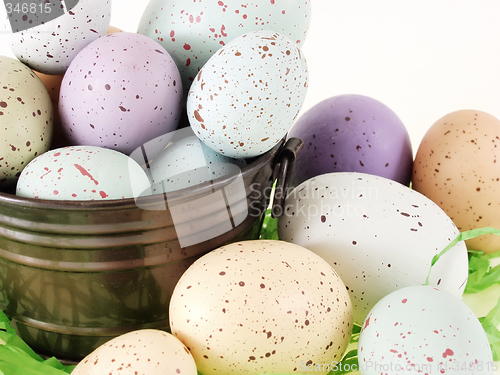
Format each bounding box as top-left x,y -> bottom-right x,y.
138,0 -> 311,95
187,29 -> 309,158
16,146 -> 150,200
59,32 -> 183,155
358,286 -> 493,375
169,240 -> 353,375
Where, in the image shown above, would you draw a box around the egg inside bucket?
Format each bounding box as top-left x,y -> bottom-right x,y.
0,137 -> 302,361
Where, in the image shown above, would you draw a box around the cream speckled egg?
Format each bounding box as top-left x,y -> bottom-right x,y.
413,110 -> 500,254
169,239 -> 353,375
0,56 -> 53,189
187,29 -> 308,158
278,172 -> 469,325
72,329 -> 198,375
16,145 -> 150,200
8,0 -> 111,75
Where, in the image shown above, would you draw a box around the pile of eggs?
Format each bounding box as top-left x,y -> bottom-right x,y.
1,0 -> 500,374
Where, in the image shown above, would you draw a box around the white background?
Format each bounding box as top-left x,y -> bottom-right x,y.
1,0 -> 500,156
1,1 -> 500,371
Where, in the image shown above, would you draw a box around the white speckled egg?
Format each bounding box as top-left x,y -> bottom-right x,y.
138,0 -> 311,96
59,32 -> 183,155
0,56 -> 53,189
7,0 -> 111,75
187,29 -> 308,158
16,145 -> 150,200
278,172 -> 469,325
72,329 -> 198,375
147,127 -> 247,193
169,239 -> 353,375
358,285 -> 493,375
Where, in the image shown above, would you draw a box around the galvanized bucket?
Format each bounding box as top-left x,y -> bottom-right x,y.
0,137 -> 302,361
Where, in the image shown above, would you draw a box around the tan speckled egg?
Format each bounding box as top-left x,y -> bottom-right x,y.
0,56 -> 53,189
72,329 -> 198,375
413,110 -> 500,254
169,240 -> 353,375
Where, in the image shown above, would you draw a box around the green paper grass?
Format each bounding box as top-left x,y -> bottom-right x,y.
259,208 -> 279,240
0,311 -> 74,375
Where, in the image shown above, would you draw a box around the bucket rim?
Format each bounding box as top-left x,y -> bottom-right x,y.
0,139 -> 285,211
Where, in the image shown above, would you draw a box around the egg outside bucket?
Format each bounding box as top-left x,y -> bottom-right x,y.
0,138 -> 303,361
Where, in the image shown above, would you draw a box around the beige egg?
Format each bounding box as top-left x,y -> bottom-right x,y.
0,56 -> 53,189
72,329 -> 198,375
413,110 -> 500,254
169,239 -> 353,375
34,70 -> 68,149
107,25 -> 123,34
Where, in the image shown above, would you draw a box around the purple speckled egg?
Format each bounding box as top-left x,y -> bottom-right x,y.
59,32 -> 183,155
287,94 -> 413,188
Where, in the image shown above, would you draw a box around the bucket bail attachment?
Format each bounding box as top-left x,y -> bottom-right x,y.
271,137 -> 303,218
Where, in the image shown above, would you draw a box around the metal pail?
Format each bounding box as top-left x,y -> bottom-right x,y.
0,137 -> 302,360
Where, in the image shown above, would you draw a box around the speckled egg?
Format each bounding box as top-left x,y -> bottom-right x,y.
413,110 -> 500,254
277,172 -> 469,325
0,56 -> 53,190
147,127 -> 247,193
358,285 -> 493,375
72,329 -> 198,375
187,29 -> 308,158
8,0 -> 111,75
287,94 -> 413,189
169,239 -> 353,375
34,70 -> 67,149
59,32 -> 183,155
16,145 -> 150,200
138,0 -> 311,95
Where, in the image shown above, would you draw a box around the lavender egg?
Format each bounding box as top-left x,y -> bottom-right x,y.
59,32 -> 183,155
287,94 -> 413,188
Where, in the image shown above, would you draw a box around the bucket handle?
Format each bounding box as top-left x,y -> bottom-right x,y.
271,137 -> 303,218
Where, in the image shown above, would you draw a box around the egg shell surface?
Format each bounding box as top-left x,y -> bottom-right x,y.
277,172 -> 469,325
34,70 -> 68,149
413,110 -> 500,254
8,0 -> 111,75
287,94 -> 413,189
358,285 -> 493,375
59,32 -> 183,155
169,239 -> 353,375
187,29 -> 309,158
148,130 -> 247,194
138,0 -> 311,96
72,329 -> 198,375
16,145 -> 150,200
0,56 -> 53,189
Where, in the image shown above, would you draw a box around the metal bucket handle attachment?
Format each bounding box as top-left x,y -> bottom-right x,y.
271,137 -> 303,218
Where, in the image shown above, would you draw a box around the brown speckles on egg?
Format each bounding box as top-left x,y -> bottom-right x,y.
186,30 -> 308,158
278,172 -> 469,325
8,1 -> 111,75
169,240 -> 352,375
59,32 -> 183,154
0,56 -> 54,189
71,329 -> 197,375
412,110 -> 500,254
